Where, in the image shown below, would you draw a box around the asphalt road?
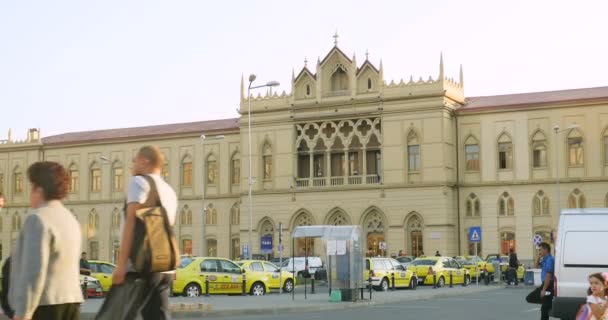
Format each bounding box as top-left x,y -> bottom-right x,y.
205,288 -> 545,320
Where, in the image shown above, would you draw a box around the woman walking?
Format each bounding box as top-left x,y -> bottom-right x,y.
10,161 -> 83,320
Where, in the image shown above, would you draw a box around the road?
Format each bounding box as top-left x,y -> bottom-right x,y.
206,288 -> 543,320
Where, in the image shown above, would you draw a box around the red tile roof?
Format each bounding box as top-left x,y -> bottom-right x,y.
42,118 -> 240,146
460,86 -> 608,113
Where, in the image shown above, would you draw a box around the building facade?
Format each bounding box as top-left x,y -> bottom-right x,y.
1,42 -> 608,263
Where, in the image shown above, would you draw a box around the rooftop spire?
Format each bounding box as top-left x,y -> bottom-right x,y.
365,49 -> 369,60
240,74 -> 245,100
459,64 -> 464,87
439,52 -> 444,80
333,31 -> 339,47
304,57 -> 308,67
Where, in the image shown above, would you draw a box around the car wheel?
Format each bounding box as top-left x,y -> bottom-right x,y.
437,277 -> 445,288
250,282 -> 266,296
184,283 -> 201,297
283,279 -> 294,293
380,278 -> 389,292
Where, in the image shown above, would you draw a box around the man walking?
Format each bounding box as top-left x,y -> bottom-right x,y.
112,146 -> 178,319
508,248 -> 519,286
526,242 -> 554,320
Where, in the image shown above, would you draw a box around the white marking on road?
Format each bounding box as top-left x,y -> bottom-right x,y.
524,308 -> 540,313
371,306 -> 441,309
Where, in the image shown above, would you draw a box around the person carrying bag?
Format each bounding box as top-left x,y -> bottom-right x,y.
97,146 -> 179,320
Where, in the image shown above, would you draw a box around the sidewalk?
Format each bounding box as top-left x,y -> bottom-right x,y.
80,284 -> 504,319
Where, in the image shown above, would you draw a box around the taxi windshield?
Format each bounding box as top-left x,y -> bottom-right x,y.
411,259 -> 437,266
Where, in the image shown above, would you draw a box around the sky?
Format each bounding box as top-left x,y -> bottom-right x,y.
1,0 -> 607,139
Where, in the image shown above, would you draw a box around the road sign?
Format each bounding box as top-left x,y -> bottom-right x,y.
534,234 -> 543,247
379,241 -> 387,250
469,227 -> 481,243
243,244 -> 249,257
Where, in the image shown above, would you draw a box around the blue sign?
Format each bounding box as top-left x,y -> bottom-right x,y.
261,236 -> 273,254
243,244 -> 249,257
469,226 -> 481,243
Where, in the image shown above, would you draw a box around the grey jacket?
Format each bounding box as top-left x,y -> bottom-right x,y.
9,200 -> 83,318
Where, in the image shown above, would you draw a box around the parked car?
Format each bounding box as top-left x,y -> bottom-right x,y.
551,208 -> 608,320
408,257 -> 471,287
364,257 -> 417,291
88,260 -> 115,292
174,257 -> 245,297
455,258 -> 480,278
279,257 -> 323,278
485,254 -> 525,282
395,256 -> 415,268
80,274 -> 103,298
237,260 -> 296,295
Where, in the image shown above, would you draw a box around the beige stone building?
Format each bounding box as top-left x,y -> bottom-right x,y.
1,41 -> 608,263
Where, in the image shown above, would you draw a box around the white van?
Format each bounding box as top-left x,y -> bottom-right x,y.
552,209 -> 608,320
279,257 -> 323,277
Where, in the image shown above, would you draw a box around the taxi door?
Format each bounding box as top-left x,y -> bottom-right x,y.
450,259 -> 465,284
200,259 -> 223,294
218,260 -> 244,294
92,263 -> 114,291
389,259 -> 408,287
263,262 -> 282,289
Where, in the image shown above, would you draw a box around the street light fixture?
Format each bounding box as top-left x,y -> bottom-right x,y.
247,74 -> 280,260
200,134 -> 225,257
553,124 -> 580,217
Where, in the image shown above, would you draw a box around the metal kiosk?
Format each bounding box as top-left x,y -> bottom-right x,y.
291,225 -> 363,302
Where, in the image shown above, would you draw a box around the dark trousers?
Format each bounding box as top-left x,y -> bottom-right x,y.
526,283 -> 553,320
137,273 -> 172,320
507,267 -> 518,285
32,303 -> 80,320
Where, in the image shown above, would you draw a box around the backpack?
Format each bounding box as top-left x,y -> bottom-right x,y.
129,175 -> 179,273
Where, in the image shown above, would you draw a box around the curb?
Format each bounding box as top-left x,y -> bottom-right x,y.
80,285 -> 502,319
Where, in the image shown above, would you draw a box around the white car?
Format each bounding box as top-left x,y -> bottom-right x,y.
551,208 -> 608,319
280,257 -> 323,277
80,274 -> 103,298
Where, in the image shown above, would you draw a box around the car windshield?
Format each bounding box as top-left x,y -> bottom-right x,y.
397,257 -> 411,263
412,259 -> 437,266
179,257 -> 194,268
457,260 -> 473,265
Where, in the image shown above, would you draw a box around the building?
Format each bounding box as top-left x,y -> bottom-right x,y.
1,40 -> 608,263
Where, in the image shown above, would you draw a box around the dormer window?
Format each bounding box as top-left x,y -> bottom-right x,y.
330,66 -> 348,91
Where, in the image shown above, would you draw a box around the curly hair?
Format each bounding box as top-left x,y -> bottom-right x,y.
27,161 -> 69,200
587,273 -> 608,296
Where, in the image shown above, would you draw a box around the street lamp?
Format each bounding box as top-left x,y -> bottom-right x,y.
247,74 -> 280,259
553,124 -> 580,216
200,134 -> 224,257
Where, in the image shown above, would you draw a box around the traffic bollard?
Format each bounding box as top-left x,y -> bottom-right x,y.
83,278 -> 88,300
449,271 -> 454,288
433,274 -> 437,289
242,274 -> 247,296
369,276 -> 373,300
391,273 -> 396,291
205,276 -> 210,297
311,275 -> 316,294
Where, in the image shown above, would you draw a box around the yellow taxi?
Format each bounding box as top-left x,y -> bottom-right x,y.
364,258 -> 418,291
485,255 -> 525,281
408,257 -> 471,287
88,260 -> 115,292
236,260 -> 296,295
454,256 -> 487,278
173,257 -> 246,297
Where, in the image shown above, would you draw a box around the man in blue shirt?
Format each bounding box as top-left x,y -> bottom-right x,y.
526,242 -> 554,320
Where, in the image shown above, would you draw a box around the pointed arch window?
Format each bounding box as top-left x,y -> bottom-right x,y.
305,84 -> 311,96
464,136 -> 480,171
11,212 -> 21,232
297,140 -> 311,179
532,190 -> 550,216
13,167 -> 23,194
111,209 -> 121,229
367,78 -> 372,90
206,154 -> 218,185
181,156 -> 193,187
88,209 -> 99,235
531,131 -> 548,168
407,131 -> 420,172
330,66 -> 349,91
205,204 -> 217,225
230,204 -> 240,226
498,134 -> 513,170
68,164 -> 79,193
180,205 -> 192,225
231,153 -> 240,185
466,193 -> 481,217
568,188 -> 586,209
498,192 -> 515,216
567,130 -> 584,166
112,161 -> 124,191
262,143 -> 273,181
90,163 -> 101,192
161,162 -> 170,181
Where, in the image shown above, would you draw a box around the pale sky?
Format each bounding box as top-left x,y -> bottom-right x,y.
1,0 -> 607,138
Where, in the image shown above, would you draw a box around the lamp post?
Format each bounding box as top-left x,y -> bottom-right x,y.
552,124 -> 579,216
247,74 -> 280,259
200,134 -> 224,257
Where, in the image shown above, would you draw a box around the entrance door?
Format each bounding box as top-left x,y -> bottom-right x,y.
411,231 -> 423,257
367,233 -> 385,257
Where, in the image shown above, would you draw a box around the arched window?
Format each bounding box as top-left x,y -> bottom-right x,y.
305,84 -> 311,96
531,131 -> 547,168
181,155 -> 193,187
161,160 -> 169,182
262,143 -> 273,180
181,238 -> 193,255
13,166 -> 23,194
180,205 -> 192,226
231,152 -> 240,185
497,133 -> 513,170
89,241 -> 99,260
68,163 -> 79,193
568,188 -> 586,208
205,204 -> 217,225
498,192 -> 515,216
112,161 -> 124,191
532,190 -> 550,216
407,130 -> 420,172
90,162 -> 101,192
230,203 -> 240,226
348,136 -> 362,176
500,231 -> 516,255
326,208 -> 351,226
464,136 -> 480,171
363,208 -> 387,257
466,193 -> 481,217
330,66 -> 349,91
111,208 -> 121,229
567,129 -> 584,166
11,212 -> 19,232
367,78 -> 372,90
88,209 -> 99,235
206,239 -> 217,257
206,154 -> 218,185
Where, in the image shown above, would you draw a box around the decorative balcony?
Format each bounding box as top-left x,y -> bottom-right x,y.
295,174 -> 381,189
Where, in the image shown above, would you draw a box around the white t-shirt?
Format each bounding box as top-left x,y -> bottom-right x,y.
587,295 -> 607,304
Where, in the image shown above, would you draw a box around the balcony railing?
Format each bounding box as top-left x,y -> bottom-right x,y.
295,174 -> 381,189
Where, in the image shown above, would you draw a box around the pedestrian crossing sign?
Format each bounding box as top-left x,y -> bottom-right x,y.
469,226 -> 481,243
